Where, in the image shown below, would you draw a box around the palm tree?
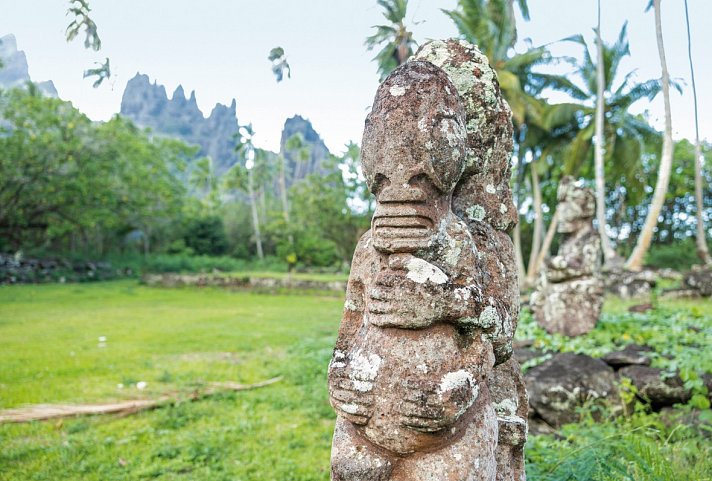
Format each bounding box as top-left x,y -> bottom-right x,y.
188,156 -> 220,213
547,24 -> 663,263
684,0 -> 711,264
626,0 -> 673,271
365,0 -> 416,81
230,124 -> 264,259
594,0 -> 617,263
443,0 -> 573,284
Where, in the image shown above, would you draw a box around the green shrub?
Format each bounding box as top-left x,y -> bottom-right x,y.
183,216 -> 229,256
140,254 -> 286,274
645,238 -> 710,270
526,409 -> 712,480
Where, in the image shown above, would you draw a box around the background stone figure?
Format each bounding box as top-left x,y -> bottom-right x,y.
531,176 -> 604,336
328,41 -> 524,481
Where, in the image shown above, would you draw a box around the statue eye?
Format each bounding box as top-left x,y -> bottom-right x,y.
372,173 -> 390,195
408,173 -> 428,187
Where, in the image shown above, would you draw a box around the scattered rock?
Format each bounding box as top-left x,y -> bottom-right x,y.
683,264 -> 712,296
659,288 -> 701,300
656,268 -> 682,281
703,373 -> 712,402
514,347 -> 547,366
628,303 -> 654,313
604,268 -> 657,299
601,344 -> 652,369
141,273 -> 346,292
0,253 -> 117,284
524,353 -> 619,427
618,365 -> 691,409
658,407 -> 712,439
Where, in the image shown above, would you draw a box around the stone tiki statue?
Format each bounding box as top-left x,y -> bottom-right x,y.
328,40 -> 526,481
530,176 -> 604,336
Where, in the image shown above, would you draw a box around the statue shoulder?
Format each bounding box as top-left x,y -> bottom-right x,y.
348,230 -> 375,283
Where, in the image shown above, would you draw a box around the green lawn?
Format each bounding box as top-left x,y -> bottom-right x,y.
0,281 -> 342,480
0,281 -> 710,480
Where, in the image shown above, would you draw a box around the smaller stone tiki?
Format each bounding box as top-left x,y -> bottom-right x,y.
530,176 -> 604,336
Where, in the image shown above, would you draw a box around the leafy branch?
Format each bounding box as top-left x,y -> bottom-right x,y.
65,0 -> 110,87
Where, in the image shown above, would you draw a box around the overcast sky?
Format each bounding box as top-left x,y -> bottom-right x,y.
1,0 -> 711,153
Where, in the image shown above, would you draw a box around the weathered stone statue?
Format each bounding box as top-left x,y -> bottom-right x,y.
329,39 -> 525,481
414,40 -> 526,481
530,176 -> 604,336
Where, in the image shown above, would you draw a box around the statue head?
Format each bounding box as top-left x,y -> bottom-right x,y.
557,176 -> 596,234
361,61 -> 467,254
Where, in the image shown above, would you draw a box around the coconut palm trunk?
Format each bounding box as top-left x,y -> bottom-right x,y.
530,208 -> 560,282
247,166 -> 264,260
684,0 -> 711,264
526,164 -> 544,286
595,0 -> 617,263
626,0 -> 674,271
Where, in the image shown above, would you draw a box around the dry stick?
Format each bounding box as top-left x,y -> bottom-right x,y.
0,377 -> 282,424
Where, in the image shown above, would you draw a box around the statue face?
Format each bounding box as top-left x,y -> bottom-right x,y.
369,160 -> 450,253
556,178 -> 596,234
557,201 -> 580,234
360,61 -> 467,254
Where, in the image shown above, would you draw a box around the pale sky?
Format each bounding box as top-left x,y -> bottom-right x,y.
1,0 -> 711,153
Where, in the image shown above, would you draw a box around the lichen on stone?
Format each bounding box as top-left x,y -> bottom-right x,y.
466,205 -> 486,222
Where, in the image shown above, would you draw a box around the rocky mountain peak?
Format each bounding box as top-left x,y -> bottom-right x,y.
120,73 -> 332,179
280,115 -> 332,188
0,33 -> 58,97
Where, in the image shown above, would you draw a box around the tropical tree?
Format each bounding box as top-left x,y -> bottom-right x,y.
268,47 -> 291,82
228,124 -> 264,259
187,156 -> 220,213
593,0 -> 618,263
626,0 -> 673,270
365,0 -> 416,81
545,23 -> 663,265
684,0 -> 711,264
0,88 -> 187,253
443,0 -> 569,284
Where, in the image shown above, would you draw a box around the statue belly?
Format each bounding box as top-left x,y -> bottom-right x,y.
352,323 -> 471,454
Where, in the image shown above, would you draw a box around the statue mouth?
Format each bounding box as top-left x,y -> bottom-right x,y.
373,215 -> 433,239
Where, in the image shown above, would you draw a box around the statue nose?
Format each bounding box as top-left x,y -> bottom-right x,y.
379,184 -> 426,203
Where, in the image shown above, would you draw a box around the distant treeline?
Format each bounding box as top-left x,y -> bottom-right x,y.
1,84 -> 710,271
0,86 -> 370,270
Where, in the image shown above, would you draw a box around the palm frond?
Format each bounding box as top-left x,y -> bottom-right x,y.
531,74 -> 589,100
366,0 -> 415,80
83,58 -> 110,88
610,79 -> 662,109
268,47 -> 291,82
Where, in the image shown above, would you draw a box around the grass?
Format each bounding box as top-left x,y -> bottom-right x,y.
0,281 -> 710,480
0,281 -> 341,480
227,271 -> 348,283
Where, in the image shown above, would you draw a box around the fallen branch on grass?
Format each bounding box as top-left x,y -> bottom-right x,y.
0,377 -> 282,424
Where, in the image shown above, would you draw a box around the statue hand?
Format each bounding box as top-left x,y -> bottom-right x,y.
398,373 -> 477,432
367,254 -> 445,328
328,352 -> 375,425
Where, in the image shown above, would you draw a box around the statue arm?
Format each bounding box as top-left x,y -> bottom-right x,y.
328,236 -> 374,425
548,236 -> 600,280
